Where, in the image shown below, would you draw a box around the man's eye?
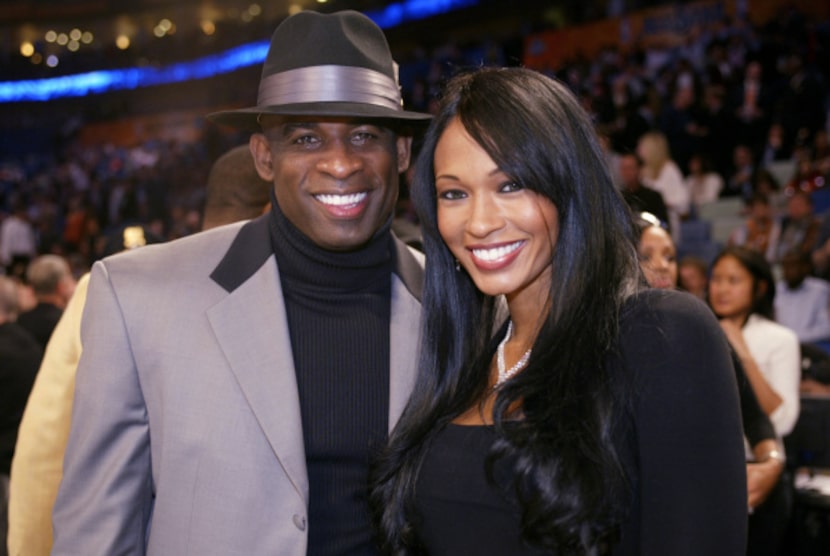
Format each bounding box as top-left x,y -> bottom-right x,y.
351,132 -> 377,145
293,135 -> 320,145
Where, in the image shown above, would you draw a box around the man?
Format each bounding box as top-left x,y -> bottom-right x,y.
16,255 -> 76,350
8,147 -> 268,556
51,11 -> 429,555
775,249 -> 830,344
618,152 -> 669,228
201,144 -> 272,230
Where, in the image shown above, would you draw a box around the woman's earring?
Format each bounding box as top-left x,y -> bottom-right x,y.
455,259 -> 461,272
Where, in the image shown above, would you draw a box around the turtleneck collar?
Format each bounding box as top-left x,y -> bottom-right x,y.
268,194 -> 395,291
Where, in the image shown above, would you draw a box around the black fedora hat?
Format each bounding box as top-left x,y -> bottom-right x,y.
207,10 -> 431,130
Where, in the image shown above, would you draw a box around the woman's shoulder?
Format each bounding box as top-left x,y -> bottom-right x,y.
744,313 -> 799,344
616,289 -> 734,401
617,288 -> 728,357
621,288 -> 717,331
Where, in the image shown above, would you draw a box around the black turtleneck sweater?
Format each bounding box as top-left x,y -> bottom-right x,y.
269,203 -> 393,555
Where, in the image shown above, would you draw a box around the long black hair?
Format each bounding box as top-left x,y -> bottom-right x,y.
371,67 -> 643,553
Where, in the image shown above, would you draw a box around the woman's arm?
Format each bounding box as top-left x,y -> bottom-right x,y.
626,291 -> 746,555
720,319 -> 783,416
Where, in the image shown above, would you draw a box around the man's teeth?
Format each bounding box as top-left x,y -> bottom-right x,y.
315,193 -> 367,206
472,241 -> 522,261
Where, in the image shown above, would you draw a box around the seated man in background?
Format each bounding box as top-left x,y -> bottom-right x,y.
775,248 -> 830,345
16,255 -> 76,351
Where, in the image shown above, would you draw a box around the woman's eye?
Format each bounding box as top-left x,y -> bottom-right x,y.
438,189 -> 466,200
500,181 -> 523,193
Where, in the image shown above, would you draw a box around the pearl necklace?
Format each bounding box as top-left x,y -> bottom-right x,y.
496,321 -> 532,387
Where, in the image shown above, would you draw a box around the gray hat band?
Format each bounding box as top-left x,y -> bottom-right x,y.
257,65 -> 403,111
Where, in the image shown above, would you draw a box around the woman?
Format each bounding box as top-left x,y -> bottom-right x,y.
637,221 -> 787,554
684,152 -> 724,212
636,130 -> 690,243
708,246 -> 801,437
708,246 -> 801,554
636,213 -> 677,290
371,67 -> 746,555
678,255 -> 709,300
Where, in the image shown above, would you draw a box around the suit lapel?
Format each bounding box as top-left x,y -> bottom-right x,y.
208,216 -> 308,504
207,260 -> 308,504
388,238 -> 423,431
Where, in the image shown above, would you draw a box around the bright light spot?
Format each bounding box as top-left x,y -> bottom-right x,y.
20,42 -> 35,57
45,30 -> 57,43
69,28 -> 82,41
68,40 -> 80,52
248,4 -> 262,16
56,33 -> 68,46
46,55 -> 59,67
241,11 -> 253,22
159,19 -> 172,32
201,20 -> 215,35
153,26 -> 166,38
81,31 -> 93,44
116,35 -> 130,49
288,4 -> 302,15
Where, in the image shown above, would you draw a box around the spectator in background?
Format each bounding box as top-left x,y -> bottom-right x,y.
728,192 -> 781,263
708,246 -> 800,439
636,130 -> 689,242
16,255 -> 76,351
685,152 -> 724,213
619,154 -> 669,227
724,143 -> 758,200
812,210 -> 830,281
708,245 -> 799,556
759,123 -> 791,166
0,200 -> 36,273
730,60 -> 771,152
695,83 -> 735,180
659,84 -> 700,174
774,189 -> 820,264
636,212 -> 676,289
678,254 -> 710,300
201,145 -> 271,230
784,145 -> 825,195
0,276 -> 42,556
775,249 -> 830,344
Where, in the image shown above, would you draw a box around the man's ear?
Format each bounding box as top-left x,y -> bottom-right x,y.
250,134 -> 275,182
396,136 -> 413,174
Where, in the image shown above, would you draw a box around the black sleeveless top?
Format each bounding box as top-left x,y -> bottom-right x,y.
414,424 -> 549,555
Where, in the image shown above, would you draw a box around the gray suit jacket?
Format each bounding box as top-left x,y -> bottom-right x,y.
52,216 -> 423,555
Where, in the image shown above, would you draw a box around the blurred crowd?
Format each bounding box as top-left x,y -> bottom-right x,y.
0,4 -> 828,283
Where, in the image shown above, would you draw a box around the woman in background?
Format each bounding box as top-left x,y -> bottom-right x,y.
636,130 -> 690,243
708,246 -> 801,555
372,67 -> 746,555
